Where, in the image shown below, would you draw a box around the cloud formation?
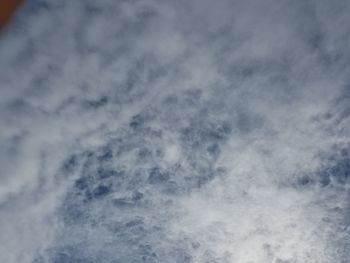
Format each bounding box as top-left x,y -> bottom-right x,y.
0,0 -> 349,262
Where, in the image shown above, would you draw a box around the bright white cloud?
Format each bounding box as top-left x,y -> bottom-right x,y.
0,0 -> 349,262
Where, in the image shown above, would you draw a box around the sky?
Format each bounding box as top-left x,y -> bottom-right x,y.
0,0 -> 349,262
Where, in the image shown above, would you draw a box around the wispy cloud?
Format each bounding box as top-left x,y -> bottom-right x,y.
0,0 -> 349,262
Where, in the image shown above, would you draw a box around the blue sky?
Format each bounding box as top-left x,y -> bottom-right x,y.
0,0 -> 349,262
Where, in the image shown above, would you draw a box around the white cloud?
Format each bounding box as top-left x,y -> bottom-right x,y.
0,0 -> 349,262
